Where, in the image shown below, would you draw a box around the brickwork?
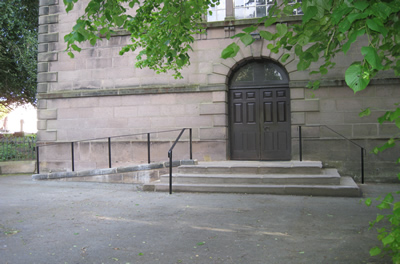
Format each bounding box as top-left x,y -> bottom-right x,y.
36,2 -> 400,181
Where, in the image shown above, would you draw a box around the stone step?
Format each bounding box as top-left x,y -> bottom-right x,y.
177,160 -> 324,175
159,168 -> 341,185
143,177 -> 361,197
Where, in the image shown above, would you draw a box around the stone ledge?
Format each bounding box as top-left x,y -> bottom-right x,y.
37,85 -> 226,99
290,78 -> 400,88
32,159 -> 197,183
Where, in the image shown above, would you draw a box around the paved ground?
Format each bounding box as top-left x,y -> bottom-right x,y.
0,174 -> 398,264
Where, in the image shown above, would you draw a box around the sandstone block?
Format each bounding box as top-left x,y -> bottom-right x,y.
39,15 -> 59,25
37,130 -> 57,141
199,127 -> 227,140
38,109 -> 57,120
37,83 -> 48,93
38,52 -> 58,62
291,99 -> 319,112
38,44 -> 49,53
353,124 -> 378,137
290,88 -> 305,99
37,120 -> 47,130
37,72 -> 58,82
291,112 -> 305,125
39,0 -> 58,6
37,63 -> 49,73
200,103 -> 227,115
212,91 -> 226,103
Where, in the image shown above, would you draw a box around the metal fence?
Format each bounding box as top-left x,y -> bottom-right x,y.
0,135 -> 36,161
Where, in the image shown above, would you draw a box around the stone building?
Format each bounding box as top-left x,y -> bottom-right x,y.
37,0 -> 399,182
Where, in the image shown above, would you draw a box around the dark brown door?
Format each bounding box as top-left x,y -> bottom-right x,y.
229,87 -> 291,160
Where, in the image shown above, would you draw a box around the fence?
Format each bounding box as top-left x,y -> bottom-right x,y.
36,128 -> 192,175
0,134 -> 36,161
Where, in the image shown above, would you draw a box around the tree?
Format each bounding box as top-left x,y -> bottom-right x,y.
219,0 -> 400,261
0,0 -> 38,108
63,0 -> 219,79
221,0 -> 400,155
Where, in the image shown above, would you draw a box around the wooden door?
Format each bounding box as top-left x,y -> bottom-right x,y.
229,87 -> 291,160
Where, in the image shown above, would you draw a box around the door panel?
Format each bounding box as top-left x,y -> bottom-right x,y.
230,90 -> 260,160
230,88 -> 291,160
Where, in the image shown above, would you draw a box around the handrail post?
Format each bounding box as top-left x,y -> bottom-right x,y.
361,148 -> 365,184
71,142 -> 75,172
147,133 -> 151,164
168,151 -> 172,194
299,126 -> 302,161
36,146 -> 40,174
108,137 -> 112,168
189,128 -> 192,160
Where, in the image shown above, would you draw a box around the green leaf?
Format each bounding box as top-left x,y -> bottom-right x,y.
361,47 -> 384,70
382,234 -> 395,246
231,33 -> 246,39
240,34 -> 254,46
260,31 -> 273,41
302,6 -> 318,24
376,214 -> 385,223
345,63 -> 370,93
331,5 -> 352,25
243,26 -> 257,33
221,43 -> 240,59
276,23 -> 287,37
365,198 -> 372,206
297,59 -> 311,71
67,51 -> 75,58
353,0 -> 369,11
359,108 -> 371,117
264,17 -> 277,27
90,38 -> 97,46
347,13 -> 368,24
366,18 -> 388,37
281,54 -> 290,63
370,246 -> 381,256
343,29 -> 365,54
370,2 -> 393,20
71,44 -> 81,52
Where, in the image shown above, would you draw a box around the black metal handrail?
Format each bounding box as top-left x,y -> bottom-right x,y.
298,125 -> 366,184
168,128 -> 192,194
36,128 -> 193,175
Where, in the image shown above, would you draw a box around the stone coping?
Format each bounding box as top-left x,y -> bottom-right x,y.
32,159 -> 197,181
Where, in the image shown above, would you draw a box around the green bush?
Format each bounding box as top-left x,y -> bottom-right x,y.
366,192 -> 400,263
0,134 -> 36,161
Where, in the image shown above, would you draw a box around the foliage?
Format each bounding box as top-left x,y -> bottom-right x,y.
63,0 -> 219,79
365,193 -> 400,263
0,0 -> 38,108
220,1 -> 400,261
222,0 -> 400,93
0,105 -> 11,121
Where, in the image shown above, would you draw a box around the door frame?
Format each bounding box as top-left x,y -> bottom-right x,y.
227,59 -> 291,161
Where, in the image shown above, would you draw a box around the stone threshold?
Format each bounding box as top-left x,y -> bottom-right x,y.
32,159 -> 197,184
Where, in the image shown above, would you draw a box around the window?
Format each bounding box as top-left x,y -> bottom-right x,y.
207,0 -> 226,22
289,0 -> 303,15
207,0 -> 302,22
234,0 -> 274,19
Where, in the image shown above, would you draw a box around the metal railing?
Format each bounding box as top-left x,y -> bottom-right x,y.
168,128 -> 192,194
298,125 -> 366,184
36,128 -> 193,176
0,135 -> 36,161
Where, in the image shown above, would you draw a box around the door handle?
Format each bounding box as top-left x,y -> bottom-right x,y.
264,126 -> 270,132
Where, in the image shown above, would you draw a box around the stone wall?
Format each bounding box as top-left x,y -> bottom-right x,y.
36,1 -> 400,182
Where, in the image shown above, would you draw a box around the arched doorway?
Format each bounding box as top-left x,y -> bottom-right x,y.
229,60 -> 291,160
